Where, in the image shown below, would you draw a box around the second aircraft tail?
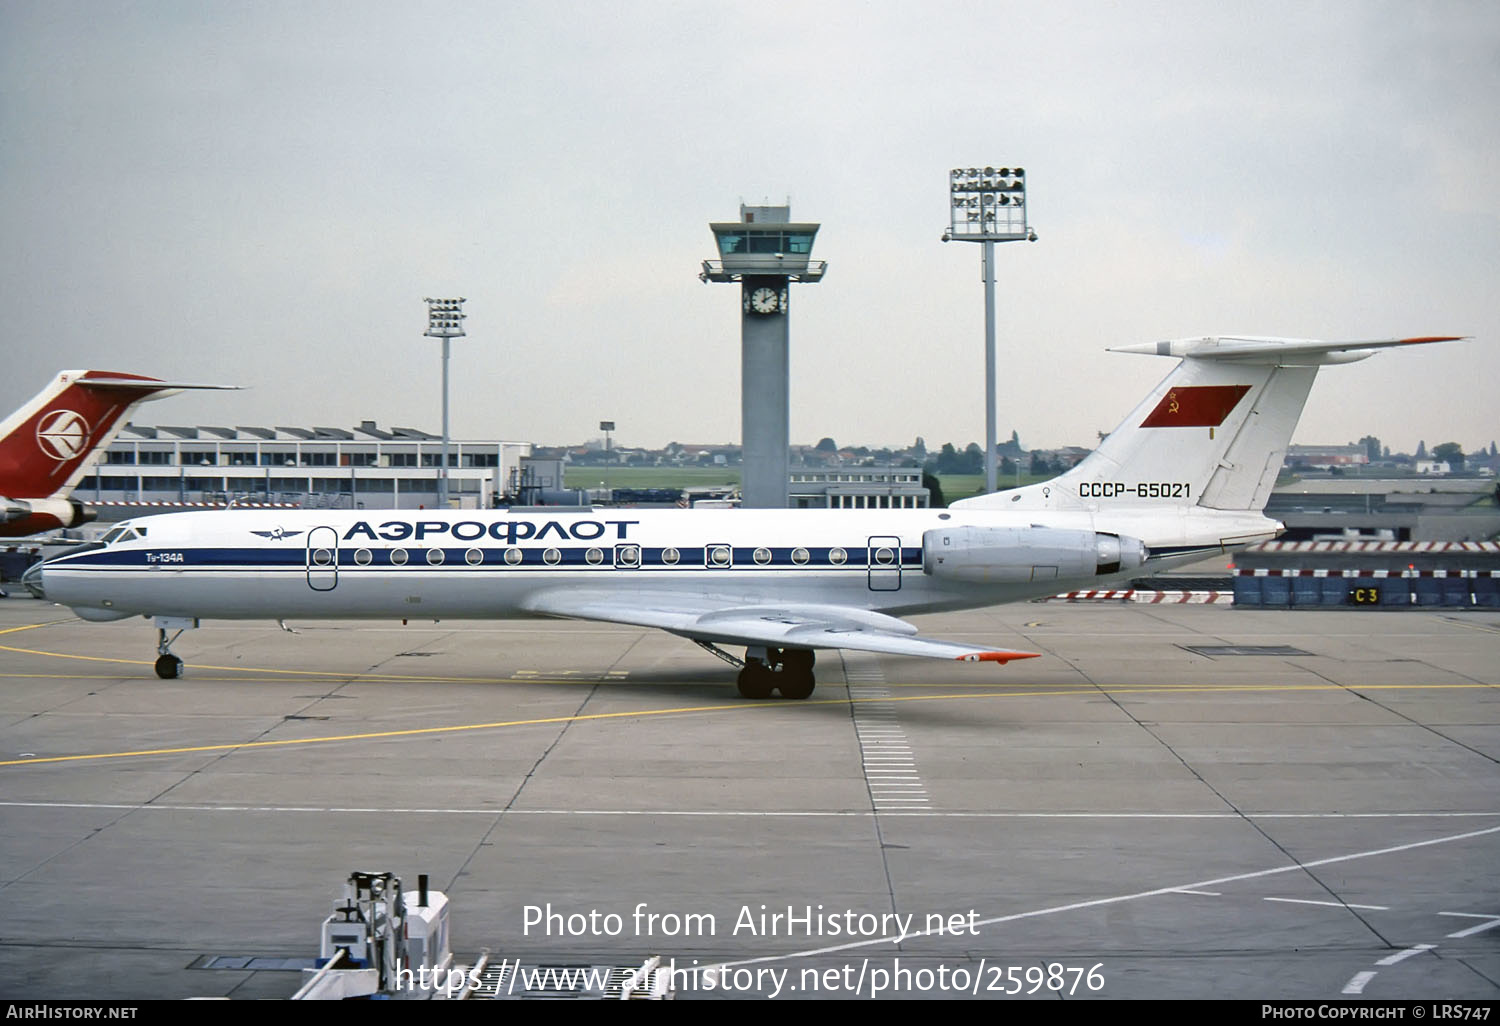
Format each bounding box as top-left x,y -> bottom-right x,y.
952,335 -> 1469,517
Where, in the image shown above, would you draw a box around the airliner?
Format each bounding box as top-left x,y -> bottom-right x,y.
0,370 -> 239,538
35,335 -> 1470,696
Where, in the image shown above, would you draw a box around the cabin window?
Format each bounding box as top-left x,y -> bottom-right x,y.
390,548 -> 409,565
616,545 -> 640,567
791,547 -> 809,565
504,548 -> 523,565
465,548 -> 483,565
543,548 -> 561,565
874,546 -> 896,565
354,548 -> 373,566
312,548 -> 334,566
661,547 -> 680,565
829,547 -> 847,565
708,545 -> 731,567
426,548 -> 445,566
585,547 -> 604,565
753,547 -> 772,565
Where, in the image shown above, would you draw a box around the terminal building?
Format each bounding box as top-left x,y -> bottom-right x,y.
788,466 -> 929,508
71,421 -> 931,517
1264,478 -> 1500,542
77,421 -> 532,512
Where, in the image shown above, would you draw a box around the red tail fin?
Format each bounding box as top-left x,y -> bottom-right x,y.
0,371 -> 173,499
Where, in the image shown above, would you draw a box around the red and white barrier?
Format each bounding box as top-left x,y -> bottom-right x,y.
1044,589 -> 1231,603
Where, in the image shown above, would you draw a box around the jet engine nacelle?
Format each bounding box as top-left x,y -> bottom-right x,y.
922,526 -> 1147,584
1,496 -> 96,530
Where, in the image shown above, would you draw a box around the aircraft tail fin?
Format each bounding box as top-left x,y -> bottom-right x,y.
0,371 -> 241,500
952,336 -> 1469,515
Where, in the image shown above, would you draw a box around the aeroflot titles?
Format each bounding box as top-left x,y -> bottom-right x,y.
342,519 -> 641,544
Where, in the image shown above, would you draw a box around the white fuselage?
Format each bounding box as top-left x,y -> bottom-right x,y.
40,504 -> 1276,624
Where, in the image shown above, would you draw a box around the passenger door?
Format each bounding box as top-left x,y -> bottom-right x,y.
867,535 -> 902,592
306,526 -> 339,591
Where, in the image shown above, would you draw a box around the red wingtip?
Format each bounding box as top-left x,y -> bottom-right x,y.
1397,336 -> 1464,344
961,651 -> 1042,664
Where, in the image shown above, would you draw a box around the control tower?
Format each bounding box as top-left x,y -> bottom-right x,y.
701,204 -> 826,508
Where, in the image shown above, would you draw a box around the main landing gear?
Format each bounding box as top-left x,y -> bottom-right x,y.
692,641 -> 818,699
733,646 -> 816,701
152,617 -> 199,679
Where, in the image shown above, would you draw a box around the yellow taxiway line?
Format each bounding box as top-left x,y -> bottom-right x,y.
0,680 -> 1489,769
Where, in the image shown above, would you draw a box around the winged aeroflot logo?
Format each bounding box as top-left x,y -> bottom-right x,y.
250,527 -> 304,541
36,410 -> 92,461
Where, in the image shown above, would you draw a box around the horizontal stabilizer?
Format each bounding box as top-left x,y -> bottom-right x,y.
1109,335 -> 1469,365
78,377 -> 242,391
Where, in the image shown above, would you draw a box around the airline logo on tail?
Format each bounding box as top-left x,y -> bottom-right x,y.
36,409 -> 92,461
0,370 -> 241,537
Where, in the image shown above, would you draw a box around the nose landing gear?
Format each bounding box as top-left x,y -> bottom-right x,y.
152,617 -> 199,679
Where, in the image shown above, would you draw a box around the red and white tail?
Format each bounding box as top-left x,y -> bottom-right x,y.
0,371 -> 200,500
0,371 -> 241,538
954,336 -> 1470,515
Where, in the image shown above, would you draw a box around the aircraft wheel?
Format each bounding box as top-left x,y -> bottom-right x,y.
736,661 -> 774,699
778,670 -> 815,700
776,649 -> 815,699
782,649 -> 815,673
154,654 -> 183,680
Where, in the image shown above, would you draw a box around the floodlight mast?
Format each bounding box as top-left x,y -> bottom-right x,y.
942,167 -> 1036,494
600,420 -> 615,496
423,297 -> 466,507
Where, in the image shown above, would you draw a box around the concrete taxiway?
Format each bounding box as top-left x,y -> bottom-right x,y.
0,592 -> 1497,1000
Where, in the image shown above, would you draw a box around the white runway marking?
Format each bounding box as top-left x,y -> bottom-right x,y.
1440,915 -> 1500,939
1264,897 -> 1389,911
694,823 -> 1500,974
2,801 -> 1497,820
848,671 -> 931,812
1374,944 -> 1434,966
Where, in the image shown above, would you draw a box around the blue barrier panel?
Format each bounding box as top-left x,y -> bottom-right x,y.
1260,576 -> 1291,607
0,552 -> 31,582
1379,578 -> 1412,607
1320,577 -> 1351,605
1291,577 -> 1322,607
1232,577 -> 1261,607
1473,577 -> 1499,608
1413,578 -> 1445,606
1441,578 -> 1471,607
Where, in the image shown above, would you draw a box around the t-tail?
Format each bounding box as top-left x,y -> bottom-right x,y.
0,370 -> 240,536
952,335 -> 1471,551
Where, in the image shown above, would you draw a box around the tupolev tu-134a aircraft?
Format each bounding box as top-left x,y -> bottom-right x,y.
36,335 -> 1471,698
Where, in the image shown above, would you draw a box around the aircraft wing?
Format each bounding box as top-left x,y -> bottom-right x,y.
521,590 -> 1041,664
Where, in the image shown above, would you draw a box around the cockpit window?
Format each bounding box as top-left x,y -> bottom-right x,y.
102,527 -> 143,544
102,528 -> 126,544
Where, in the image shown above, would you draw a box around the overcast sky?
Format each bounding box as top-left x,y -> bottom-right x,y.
2,1 -> 1496,456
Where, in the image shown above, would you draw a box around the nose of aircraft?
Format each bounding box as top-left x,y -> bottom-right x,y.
20,558 -> 46,599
